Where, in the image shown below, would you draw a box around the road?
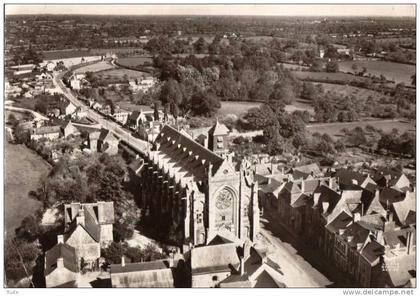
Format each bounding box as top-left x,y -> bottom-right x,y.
52,70 -> 151,154
5,105 -> 49,121
257,216 -> 332,287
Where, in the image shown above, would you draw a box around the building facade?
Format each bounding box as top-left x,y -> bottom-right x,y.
139,124 -> 260,248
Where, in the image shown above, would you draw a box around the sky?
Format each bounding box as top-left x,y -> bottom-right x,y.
5,4 -> 416,17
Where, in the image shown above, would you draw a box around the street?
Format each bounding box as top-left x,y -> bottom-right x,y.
257,216 -> 332,287
52,70 -> 151,154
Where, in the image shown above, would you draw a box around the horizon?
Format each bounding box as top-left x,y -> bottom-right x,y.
5,4 -> 416,18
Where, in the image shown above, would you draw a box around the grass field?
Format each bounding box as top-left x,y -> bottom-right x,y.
338,60 -> 415,84
306,119 -> 415,140
5,142 -> 50,237
218,100 -> 314,117
41,49 -> 99,60
74,61 -> 115,73
218,101 -> 261,117
317,82 -> 393,105
292,71 -> 368,83
116,56 -> 153,67
93,68 -> 150,82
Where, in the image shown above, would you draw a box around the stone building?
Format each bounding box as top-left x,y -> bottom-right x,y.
139,123 -> 260,248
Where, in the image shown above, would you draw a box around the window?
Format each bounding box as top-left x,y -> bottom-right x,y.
221,215 -> 226,221
217,136 -> 223,142
212,275 -> 218,282
217,143 -> 224,149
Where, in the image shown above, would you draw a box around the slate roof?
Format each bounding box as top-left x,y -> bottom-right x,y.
361,239 -> 384,264
110,260 -> 174,288
45,243 -> 78,276
335,168 -> 368,187
191,242 -> 240,274
31,125 -> 61,135
392,191 -> 416,226
313,185 -> 341,216
379,188 -> 405,207
208,120 -> 229,136
99,128 -> 118,143
154,125 -> 225,179
326,211 -> 353,233
292,163 -> 322,178
342,222 -> 370,248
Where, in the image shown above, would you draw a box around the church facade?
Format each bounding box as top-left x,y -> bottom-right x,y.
138,123 -> 259,248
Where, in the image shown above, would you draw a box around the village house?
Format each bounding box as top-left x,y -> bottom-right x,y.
62,121 -> 81,138
30,125 -> 61,141
61,201 -> 115,267
110,258 -> 175,288
97,128 -> 119,155
44,241 -> 78,288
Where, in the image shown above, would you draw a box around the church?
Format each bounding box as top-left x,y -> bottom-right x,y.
138,121 -> 260,248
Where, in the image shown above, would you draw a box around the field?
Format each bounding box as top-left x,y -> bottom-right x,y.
217,100 -> 314,117
317,82 -> 393,104
292,71 -> 368,83
116,101 -> 153,112
306,119 -> 415,140
116,56 -> 153,67
5,142 -> 50,237
93,68 -> 150,82
41,49 -> 99,60
74,61 -> 115,73
279,63 -> 309,71
218,101 -> 261,117
338,60 -> 415,84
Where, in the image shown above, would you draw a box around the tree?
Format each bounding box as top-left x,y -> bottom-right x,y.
242,104 -> 276,130
193,37 -> 207,54
190,92 -> 221,117
325,61 -> 339,73
5,238 -> 41,285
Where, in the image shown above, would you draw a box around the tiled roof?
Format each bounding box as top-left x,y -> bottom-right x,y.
379,188 -> 405,207
45,243 -> 78,276
292,163 -> 321,178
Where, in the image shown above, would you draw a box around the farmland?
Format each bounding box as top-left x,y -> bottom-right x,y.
217,100 -> 314,117
292,71 -> 368,83
116,56 -> 153,67
93,68 -> 151,83
5,142 -> 50,237
338,60 -> 415,84
306,119 -> 415,140
41,49 -> 99,60
75,61 -> 115,73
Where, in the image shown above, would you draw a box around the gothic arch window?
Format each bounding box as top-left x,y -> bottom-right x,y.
215,187 -> 236,231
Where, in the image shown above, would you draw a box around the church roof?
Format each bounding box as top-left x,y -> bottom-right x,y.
208,119 -> 229,136
154,125 -> 224,180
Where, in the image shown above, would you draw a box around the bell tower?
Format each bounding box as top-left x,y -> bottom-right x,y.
207,119 -> 229,157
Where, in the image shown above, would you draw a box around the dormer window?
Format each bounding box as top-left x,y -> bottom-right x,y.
217,136 -> 223,142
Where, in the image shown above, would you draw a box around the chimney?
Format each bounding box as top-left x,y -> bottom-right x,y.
407,231 -> 412,255
57,258 -> 64,269
339,229 -> 345,235
329,177 -> 334,188
121,256 -> 125,267
239,257 -> 245,276
243,242 -> 251,260
76,209 -> 85,227
57,235 -> 64,244
301,179 -> 305,193
267,178 -> 272,185
353,212 -> 361,222
356,243 -> 364,251
168,258 -> 174,268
